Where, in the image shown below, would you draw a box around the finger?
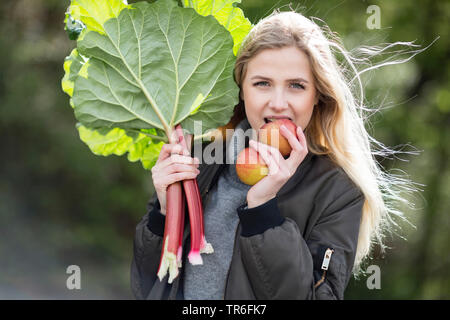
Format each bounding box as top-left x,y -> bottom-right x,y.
281,125 -> 308,165
185,134 -> 193,153
249,140 -> 281,175
250,139 -> 283,165
295,125 -> 308,150
166,171 -> 200,185
158,144 -> 181,162
169,128 -> 179,145
159,153 -> 200,170
280,124 -> 303,152
173,127 -> 193,155
166,163 -> 200,175
157,143 -> 189,162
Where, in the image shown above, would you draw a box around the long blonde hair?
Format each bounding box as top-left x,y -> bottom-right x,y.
233,10 -> 422,275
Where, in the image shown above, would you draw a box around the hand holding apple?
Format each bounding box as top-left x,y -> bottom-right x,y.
236,118 -> 299,186
258,118 -> 298,157
236,119 -> 309,208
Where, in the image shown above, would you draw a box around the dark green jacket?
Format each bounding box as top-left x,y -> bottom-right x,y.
130,150 -> 364,300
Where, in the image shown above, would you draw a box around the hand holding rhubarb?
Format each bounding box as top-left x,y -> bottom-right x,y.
151,137 -> 200,215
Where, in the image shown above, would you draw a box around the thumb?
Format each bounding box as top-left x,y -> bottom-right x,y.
185,134 -> 193,153
168,128 -> 179,145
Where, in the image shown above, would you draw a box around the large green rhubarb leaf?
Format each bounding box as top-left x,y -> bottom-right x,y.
62,46 -> 166,169
62,0 -> 249,170
62,0 -> 167,170
72,0 -> 239,140
182,0 -> 253,55
62,50 -> 164,169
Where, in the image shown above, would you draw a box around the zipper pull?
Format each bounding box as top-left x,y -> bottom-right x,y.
321,248 -> 334,271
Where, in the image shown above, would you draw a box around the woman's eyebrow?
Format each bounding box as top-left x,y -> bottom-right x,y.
250,75 -> 309,83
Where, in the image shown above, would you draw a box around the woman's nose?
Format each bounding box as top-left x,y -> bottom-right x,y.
268,90 -> 288,111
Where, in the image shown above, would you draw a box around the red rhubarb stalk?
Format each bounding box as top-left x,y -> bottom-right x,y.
156,181 -> 185,283
174,124 -> 213,265
177,193 -> 185,268
194,178 -> 213,255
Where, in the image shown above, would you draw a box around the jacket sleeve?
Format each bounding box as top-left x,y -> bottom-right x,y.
130,192 -> 166,300
236,184 -> 364,300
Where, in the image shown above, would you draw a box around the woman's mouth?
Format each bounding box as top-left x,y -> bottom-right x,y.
264,117 -> 292,123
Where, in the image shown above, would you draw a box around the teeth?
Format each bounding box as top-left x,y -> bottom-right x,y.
265,117 -> 289,123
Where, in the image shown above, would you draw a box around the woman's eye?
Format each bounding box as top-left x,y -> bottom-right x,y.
291,82 -> 305,89
253,81 -> 305,89
254,81 -> 269,87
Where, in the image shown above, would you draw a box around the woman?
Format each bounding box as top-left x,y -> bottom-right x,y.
131,10 -> 412,300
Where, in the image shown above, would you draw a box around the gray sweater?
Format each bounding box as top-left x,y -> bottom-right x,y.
183,119 -> 252,300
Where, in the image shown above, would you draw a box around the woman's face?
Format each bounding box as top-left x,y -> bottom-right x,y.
241,46 -> 318,134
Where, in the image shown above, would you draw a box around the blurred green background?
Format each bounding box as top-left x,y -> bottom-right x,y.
0,0 -> 448,299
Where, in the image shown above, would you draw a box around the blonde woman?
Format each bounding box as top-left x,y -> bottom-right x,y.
131,10 -> 416,300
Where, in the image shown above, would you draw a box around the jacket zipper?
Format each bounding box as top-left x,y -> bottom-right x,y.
314,248 -> 334,289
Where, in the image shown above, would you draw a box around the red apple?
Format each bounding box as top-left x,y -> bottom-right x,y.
236,147 -> 269,185
258,119 -> 297,157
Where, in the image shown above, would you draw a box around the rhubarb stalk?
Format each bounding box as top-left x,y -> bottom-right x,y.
174,124 -> 214,265
156,181 -> 185,283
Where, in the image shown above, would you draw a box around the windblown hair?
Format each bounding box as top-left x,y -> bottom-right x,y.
233,10 -> 422,275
